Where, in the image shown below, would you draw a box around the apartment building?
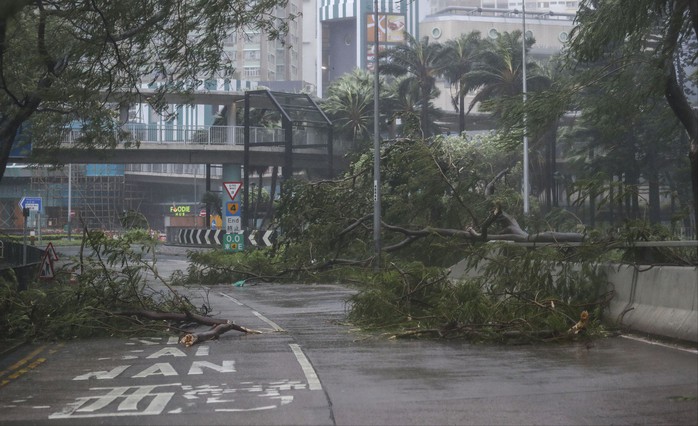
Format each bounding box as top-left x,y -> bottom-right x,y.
224,0 -> 304,85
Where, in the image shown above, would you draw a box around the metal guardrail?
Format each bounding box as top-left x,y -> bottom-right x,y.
506,240 -> 698,248
0,240 -> 44,269
59,124 -> 324,147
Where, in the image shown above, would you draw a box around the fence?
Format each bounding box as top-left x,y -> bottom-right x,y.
58,125 -> 326,146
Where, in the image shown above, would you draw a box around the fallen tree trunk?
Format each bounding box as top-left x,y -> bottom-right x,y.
382,207 -> 585,245
116,310 -> 262,346
179,322 -> 262,347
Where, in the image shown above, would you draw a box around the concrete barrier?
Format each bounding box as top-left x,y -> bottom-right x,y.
604,264 -> 698,343
448,259 -> 698,344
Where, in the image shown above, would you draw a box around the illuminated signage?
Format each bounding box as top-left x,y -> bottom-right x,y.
168,205 -> 192,216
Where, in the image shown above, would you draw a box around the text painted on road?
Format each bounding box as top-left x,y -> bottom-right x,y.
46,337 -> 314,419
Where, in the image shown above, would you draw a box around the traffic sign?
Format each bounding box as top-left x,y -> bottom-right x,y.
223,182 -> 242,200
223,232 -> 245,252
19,196 -> 42,212
225,216 -> 242,233
38,252 -> 55,280
226,202 -> 241,216
248,229 -> 276,247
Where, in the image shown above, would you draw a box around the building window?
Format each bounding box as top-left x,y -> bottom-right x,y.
244,67 -> 260,77
243,32 -> 261,44
244,50 -> 259,60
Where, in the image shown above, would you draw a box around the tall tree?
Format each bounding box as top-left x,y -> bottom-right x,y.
379,33 -> 447,138
567,0 -> 698,238
442,31 -> 482,135
320,68 -> 383,151
0,0 -> 294,183
464,31 -> 548,117
383,75 -> 443,138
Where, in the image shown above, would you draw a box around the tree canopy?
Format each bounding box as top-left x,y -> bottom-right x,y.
0,0 -> 295,182
566,0 -> 698,236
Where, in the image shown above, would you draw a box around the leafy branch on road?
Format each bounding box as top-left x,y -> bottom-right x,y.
1,228 -> 261,348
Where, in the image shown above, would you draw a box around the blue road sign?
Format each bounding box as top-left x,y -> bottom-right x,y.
19,196 -> 42,212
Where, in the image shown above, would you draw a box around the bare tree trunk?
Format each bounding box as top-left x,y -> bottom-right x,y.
116,310 -> 262,347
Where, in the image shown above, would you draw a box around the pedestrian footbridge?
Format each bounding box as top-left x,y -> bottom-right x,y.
34,124 -> 343,172
20,89 -> 346,175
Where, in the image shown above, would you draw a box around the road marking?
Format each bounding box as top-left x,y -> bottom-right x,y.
252,311 -> 285,331
289,344 -> 322,390
0,343 -> 62,388
219,292 -> 244,306
0,345 -> 47,379
620,334 -> 698,354
218,291 -> 284,332
216,405 -> 277,412
49,383 -> 181,418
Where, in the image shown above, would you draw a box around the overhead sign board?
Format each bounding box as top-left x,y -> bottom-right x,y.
19,196 -> 42,212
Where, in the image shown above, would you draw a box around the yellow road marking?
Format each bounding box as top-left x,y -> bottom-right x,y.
0,345 -> 47,379
0,343 -> 63,388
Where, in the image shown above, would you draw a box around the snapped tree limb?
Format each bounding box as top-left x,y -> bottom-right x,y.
116,309 -> 262,346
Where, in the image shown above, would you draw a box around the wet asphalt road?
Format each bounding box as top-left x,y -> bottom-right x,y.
0,247 -> 696,425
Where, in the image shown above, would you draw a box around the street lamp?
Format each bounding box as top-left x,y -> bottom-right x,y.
373,0 -> 382,270
521,2 -> 530,215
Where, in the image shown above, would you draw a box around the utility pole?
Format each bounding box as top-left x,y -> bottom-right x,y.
522,1 -> 530,215
373,0 -> 382,271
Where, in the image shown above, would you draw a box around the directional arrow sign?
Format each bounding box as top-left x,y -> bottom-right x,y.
248,229 -> 258,247
223,182 -> 242,200
262,230 -> 274,247
19,196 -> 42,212
246,229 -> 275,247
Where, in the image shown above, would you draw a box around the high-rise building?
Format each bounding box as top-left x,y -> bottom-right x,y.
420,2 -> 577,112
311,0 -> 422,97
429,1 -> 580,14
223,0 -> 303,83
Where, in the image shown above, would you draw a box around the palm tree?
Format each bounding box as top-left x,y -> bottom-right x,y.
465,30 -> 548,117
321,68 -> 383,150
383,75 -> 442,138
379,33 -> 448,138
465,30 -> 557,210
441,31 -> 482,135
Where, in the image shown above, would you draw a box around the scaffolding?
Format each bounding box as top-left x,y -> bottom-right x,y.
29,165 -> 145,231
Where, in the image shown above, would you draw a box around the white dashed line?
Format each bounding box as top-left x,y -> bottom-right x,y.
252,311 -> 284,332
219,293 -> 244,306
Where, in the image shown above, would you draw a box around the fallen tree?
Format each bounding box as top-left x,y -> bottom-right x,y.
1,226 -> 263,348
115,309 -> 262,346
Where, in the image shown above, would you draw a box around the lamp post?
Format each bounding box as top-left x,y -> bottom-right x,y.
373,0 -> 382,270
522,2 -> 530,215
67,163 -> 72,240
